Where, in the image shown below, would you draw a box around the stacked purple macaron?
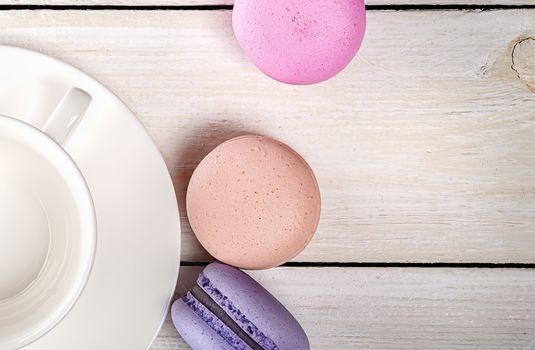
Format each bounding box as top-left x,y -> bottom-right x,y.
172,263 -> 310,350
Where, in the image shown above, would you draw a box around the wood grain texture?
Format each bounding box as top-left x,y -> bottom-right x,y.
3,0 -> 535,6
0,10 -> 534,263
151,266 -> 535,349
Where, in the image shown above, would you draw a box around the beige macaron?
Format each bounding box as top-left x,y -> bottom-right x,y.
186,135 -> 321,269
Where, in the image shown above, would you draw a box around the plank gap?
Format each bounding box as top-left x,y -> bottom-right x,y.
2,4 -> 535,11
0,4 -> 232,10
181,261 -> 535,269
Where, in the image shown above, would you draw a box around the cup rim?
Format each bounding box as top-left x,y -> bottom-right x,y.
0,115 -> 97,350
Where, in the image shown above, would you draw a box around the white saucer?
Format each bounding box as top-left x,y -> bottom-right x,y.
0,46 -> 181,350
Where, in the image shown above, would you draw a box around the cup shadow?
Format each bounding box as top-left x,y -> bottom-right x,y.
173,266 -> 204,300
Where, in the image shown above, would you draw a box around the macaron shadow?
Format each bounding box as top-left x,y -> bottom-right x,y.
169,119 -> 264,260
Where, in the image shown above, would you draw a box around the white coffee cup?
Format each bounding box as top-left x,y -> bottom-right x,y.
0,88 -> 96,350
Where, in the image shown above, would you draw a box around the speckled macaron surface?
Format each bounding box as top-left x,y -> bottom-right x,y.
232,0 -> 366,85
186,135 -> 321,270
171,262 -> 310,350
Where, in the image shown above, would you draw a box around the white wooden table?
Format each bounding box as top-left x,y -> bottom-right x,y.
2,1 -> 535,348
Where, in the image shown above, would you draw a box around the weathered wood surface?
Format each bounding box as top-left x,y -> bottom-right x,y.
151,266 -> 535,349
1,9 -> 534,263
1,5 -> 534,350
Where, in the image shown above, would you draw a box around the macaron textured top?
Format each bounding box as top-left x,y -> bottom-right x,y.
171,262 -> 310,350
232,0 -> 366,85
186,135 -> 321,270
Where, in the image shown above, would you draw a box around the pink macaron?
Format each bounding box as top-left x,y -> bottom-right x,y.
232,0 -> 366,85
186,135 -> 321,270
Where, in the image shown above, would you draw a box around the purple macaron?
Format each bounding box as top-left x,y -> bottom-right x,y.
171,262 -> 310,350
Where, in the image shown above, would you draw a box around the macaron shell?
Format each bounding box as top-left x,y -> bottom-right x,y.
186,135 -> 321,270
233,0 -> 366,84
171,299 -> 238,350
202,262 -> 310,350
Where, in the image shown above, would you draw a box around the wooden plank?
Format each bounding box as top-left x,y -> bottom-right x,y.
0,10 -> 534,263
3,0 -> 534,6
151,266 -> 535,349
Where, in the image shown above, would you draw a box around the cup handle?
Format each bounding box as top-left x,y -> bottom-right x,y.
43,87 -> 92,146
